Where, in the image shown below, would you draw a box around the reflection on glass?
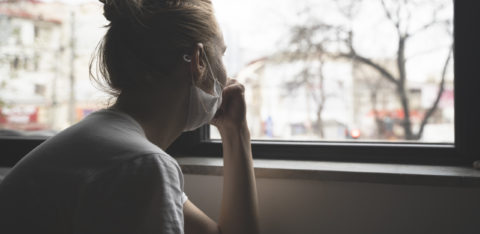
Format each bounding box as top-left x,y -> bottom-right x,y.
0,0 -> 454,143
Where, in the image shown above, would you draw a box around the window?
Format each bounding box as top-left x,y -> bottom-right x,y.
1,1 -> 479,166
172,1 -> 479,165
211,0 -> 454,143
0,1 -> 107,136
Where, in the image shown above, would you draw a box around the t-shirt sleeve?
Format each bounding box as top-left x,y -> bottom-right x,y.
73,154 -> 186,234
182,192 -> 188,204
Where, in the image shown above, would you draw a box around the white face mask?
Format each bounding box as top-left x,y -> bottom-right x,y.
183,53 -> 223,132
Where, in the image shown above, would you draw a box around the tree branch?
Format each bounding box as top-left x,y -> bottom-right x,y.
405,44 -> 452,60
407,19 -> 449,38
380,0 -> 401,36
406,1 -> 449,39
415,45 -> 453,139
337,52 -> 398,85
335,26 -> 399,86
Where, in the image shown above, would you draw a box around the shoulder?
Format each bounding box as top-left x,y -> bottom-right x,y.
130,153 -> 183,179
81,152 -> 185,202
32,109 -> 165,163
99,152 -> 183,182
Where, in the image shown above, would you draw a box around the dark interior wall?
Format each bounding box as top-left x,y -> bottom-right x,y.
185,174 -> 480,234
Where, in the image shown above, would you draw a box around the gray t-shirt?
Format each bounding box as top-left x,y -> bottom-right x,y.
0,109 -> 188,234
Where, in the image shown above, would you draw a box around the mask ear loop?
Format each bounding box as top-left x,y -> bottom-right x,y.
184,53 -> 209,114
202,47 -> 225,90
200,48 -> 224,114
185,52 -> 214,114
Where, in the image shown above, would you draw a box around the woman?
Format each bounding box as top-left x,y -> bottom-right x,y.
0,0 -> 260,233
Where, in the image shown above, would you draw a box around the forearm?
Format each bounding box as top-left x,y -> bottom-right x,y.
218,124 -> 260,234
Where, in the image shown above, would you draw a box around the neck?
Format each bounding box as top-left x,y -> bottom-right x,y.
111,83 -> 188,150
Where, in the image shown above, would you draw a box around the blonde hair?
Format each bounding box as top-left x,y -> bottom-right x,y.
91,0 -> 221,96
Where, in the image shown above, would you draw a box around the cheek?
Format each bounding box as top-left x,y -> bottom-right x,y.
217,60 -> 228,86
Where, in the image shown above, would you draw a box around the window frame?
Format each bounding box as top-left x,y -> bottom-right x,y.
1,1 -> 479,167
167,1 -> 479,166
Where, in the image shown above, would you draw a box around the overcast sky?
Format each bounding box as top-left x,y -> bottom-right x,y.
39,0 -> 454,81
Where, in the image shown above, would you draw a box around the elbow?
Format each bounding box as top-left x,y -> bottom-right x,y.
216,224 -> 223,234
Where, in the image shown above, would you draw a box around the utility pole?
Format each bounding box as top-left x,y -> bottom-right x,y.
68,10 -> 76,125
50,46 -> 62,129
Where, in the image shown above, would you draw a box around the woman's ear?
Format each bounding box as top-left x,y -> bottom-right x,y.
192,43 -> 206,84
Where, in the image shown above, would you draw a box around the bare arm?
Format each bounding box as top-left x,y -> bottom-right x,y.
217,122 -> 259,234
184,79 -> 260,234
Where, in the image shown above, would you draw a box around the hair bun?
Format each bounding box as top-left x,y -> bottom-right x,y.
100,0 -> 119,22
100,0 -> 143,23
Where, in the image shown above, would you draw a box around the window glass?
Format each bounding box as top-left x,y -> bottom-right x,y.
211,0 -> 454,143
0,0 -> 107,137
0,0 -> 454,144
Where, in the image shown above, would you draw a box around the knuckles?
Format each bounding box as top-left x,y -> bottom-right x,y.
223,78 -> 245,93
225,84 -> 245,94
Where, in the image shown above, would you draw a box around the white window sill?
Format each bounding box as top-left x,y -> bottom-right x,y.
177,157 -> 480,188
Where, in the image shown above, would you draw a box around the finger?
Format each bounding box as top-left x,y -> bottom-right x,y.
224,79 -> 244,92
222,83 -> 245,98
212,107 -> 224,122
220,86 -> 245,115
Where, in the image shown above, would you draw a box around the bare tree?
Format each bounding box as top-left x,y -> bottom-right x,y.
277,16 -> 337,138
283,60 -> 330,137
353,62 -> 394,138
282,0 -> 453,140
